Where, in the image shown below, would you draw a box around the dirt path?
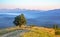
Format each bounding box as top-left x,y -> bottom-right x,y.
1,30 -> 28,37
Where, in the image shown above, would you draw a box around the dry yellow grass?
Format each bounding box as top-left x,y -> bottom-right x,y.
21,26 -> 55,37
24,26 -> 55,35
0,26 -> 55,37
56,35 -> 60,37
6,26 -> 19,31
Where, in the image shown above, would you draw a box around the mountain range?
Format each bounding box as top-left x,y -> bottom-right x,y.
0,9 -> 60,28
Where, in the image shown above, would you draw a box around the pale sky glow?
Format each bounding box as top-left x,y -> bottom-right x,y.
0,0 -> 60,10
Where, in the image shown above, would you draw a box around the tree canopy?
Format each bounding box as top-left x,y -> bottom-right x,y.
13,14 -> 26,27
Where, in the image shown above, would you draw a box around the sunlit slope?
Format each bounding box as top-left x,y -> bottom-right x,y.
22,27 -> 55,37
0,26 -> 55,37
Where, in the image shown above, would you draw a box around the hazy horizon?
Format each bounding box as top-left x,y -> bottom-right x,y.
0,0 -> 60,10
0,8 -> 60,11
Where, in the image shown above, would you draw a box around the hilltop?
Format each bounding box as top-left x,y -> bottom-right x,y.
0,26 -> 55,37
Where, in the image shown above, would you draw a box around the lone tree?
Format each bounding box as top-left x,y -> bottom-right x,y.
13,14 -> 26,27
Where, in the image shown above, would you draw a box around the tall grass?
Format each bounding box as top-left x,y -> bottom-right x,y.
22,26 -> 55,37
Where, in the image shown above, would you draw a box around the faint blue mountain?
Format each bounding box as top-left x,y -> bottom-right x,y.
0,9 -> 60,28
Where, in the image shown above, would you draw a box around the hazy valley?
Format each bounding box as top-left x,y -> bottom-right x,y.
0,9 -> 60,28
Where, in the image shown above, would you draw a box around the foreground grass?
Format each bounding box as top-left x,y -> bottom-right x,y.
55,28 -> 60,35
55,28 -> 60,37
0,26 -> 55,37
22,26 -> 55,37
55,31 -> 60,35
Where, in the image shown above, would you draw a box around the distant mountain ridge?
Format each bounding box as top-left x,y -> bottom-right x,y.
0,9 -> 60,28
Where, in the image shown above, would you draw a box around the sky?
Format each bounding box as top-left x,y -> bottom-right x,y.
0,0 -> 60,10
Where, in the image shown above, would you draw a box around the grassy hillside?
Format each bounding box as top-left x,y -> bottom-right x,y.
0,26 -> 55,37
21,26 -> 55,37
